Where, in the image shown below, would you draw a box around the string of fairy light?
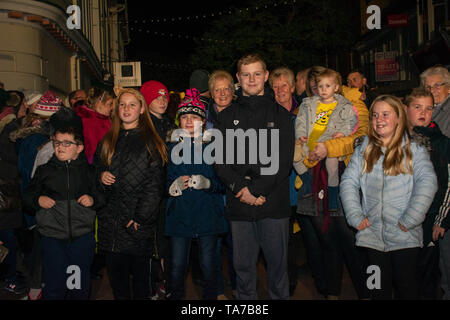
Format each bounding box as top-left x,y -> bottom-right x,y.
128,0 -> 297,43
130,0 -> 297,25
129,0 -> 298,70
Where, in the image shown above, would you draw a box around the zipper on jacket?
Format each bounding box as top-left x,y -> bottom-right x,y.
66,162 -> 73,242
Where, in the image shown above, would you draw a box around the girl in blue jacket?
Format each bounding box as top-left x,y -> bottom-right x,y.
165,88 -> 228,300
340,95 -> 438,299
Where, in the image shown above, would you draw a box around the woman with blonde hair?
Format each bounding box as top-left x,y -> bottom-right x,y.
340,95 -> 438,299
93,87 -> 167,299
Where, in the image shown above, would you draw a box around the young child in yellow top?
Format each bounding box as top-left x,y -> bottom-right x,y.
295,69 -> 357,211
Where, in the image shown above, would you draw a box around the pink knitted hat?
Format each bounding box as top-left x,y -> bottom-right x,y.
177,88 -> 206,119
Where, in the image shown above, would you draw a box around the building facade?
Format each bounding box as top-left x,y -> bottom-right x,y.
353,0 -> 449,96
0,0 -> 129,99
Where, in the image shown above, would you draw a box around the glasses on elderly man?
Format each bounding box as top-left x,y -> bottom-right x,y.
52,139 -> 79,147
424,82 -> 446,91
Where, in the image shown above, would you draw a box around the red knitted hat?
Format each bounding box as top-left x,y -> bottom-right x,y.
140,80 -> 169,106
34,90 -> 62,118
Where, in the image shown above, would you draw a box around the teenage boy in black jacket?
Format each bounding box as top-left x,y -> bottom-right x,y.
23,126 -> 104,300
214,53 -> 295,299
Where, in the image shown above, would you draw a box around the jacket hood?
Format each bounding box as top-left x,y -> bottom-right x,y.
235,83 -> 275,100
355,131 -> 430,156
9,125 -> 47,142
302,93 -> 352,108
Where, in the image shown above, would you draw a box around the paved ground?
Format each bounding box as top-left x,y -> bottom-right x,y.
0,233 -> 360,300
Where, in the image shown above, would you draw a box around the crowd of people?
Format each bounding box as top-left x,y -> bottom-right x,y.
0,53 -> 449,301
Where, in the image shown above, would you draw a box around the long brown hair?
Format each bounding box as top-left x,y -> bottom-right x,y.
100,87 -> 168,166
362,95 -> 412,176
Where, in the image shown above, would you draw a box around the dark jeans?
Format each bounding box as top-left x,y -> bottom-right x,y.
367,247 -> 420,300
417,244 -> 440,299
41,232 -> 95,300
216,231 -> 236,295
105,251 -> 150,300
0,229 -> 16,283
298,214 -> 327,295
288,206 -> 302,291
170,235 -> 218,300
299,215 -> 369,298
28,229 -> 43,289
230,218 -> 290,300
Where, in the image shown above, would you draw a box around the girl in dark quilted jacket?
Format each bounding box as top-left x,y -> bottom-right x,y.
94,87 -> 168,300
165,88 -> 228,300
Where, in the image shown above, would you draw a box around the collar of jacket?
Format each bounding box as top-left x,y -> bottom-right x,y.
150,112 -> 173,125
237,91 -> 275,111
49,152 -> 88,168
119,127 -> 139,136
75,105 -> 110,120
435,94 -> 450,109
358,132 -> 427,156
303,93 -> 350,107
9,125 -> 47,142
290,95 -> 299,113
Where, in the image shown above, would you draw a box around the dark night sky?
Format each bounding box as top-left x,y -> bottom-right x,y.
125,0 -> 239,90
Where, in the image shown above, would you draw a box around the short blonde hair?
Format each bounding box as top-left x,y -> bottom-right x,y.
316,68 -> 343,95
208,70 -> 235,96
269,67 -> 295,88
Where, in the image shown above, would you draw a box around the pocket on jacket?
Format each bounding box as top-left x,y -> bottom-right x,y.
71,200 -> 96,238
36,204 -> 67,239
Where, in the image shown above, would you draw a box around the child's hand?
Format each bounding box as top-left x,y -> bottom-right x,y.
300,136 -> 308,143
332,132 -> 345,139
181,176 -> 190,189
126,219 -> 140,230
357,218 -> 370,231
101,171 -> 116,185
38,196 -> 55,209
398,222 -> 408,232
293,139 -> 305,162
78,195 -> 94,207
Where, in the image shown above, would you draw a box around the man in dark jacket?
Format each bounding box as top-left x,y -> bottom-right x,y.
214,53 -> 295,299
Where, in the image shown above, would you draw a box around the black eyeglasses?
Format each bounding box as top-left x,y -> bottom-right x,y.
52,139 -> 79,147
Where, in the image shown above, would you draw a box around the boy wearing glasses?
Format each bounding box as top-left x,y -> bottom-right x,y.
23,123 -> 104,300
